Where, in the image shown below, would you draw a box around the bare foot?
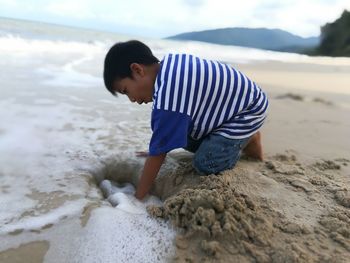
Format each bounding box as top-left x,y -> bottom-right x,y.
243,131 -> 263,161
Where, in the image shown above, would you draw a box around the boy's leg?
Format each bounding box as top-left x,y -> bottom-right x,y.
242,131 -> 263,161
192,134 -> 250,175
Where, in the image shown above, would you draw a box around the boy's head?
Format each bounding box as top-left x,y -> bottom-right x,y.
103,40 -> 159,104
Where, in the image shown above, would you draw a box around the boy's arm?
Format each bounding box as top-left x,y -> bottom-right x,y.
135,153 -> 166,200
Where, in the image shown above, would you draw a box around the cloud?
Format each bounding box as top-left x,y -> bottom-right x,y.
1,0 -> 350,38
0,0 -> 18,7
45,0 -> 96,19
182,0 -> 206,8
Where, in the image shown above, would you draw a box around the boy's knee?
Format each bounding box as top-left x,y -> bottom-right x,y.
192,134 -> 247,175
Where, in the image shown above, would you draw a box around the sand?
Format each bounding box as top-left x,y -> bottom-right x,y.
1,53 -> 350,262
147,152 -> 350,262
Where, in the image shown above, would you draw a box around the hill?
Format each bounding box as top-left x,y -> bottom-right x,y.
167,27 -> 319,53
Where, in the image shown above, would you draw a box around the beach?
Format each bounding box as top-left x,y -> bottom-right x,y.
0,18 -> 350,262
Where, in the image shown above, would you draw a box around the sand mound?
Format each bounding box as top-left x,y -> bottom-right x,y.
148,153 -> 350,262
149,175 -> 276,262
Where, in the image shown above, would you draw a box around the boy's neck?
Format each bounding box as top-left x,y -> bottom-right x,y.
145,63 -> 161,84
150,62 -> 160,77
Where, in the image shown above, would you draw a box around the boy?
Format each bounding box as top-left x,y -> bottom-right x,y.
103,40 -> 268,200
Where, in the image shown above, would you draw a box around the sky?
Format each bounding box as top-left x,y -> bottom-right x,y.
0,0 -> 349,38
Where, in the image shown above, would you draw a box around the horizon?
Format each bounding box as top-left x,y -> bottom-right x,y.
0,15 -> 321,40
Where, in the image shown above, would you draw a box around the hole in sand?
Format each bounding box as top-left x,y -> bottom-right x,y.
90,157 -> 162,214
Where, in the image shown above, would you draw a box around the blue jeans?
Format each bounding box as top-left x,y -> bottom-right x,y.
184,134 -> 250,175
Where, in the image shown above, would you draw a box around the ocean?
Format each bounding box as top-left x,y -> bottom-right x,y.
0,17 -> 349,262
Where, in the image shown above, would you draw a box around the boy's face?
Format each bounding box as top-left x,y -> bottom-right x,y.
112,63 -> 156,104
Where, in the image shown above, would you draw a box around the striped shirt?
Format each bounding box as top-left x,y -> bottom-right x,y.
149,53 -> 269,156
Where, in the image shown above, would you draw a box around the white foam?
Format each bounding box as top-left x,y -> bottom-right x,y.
36,64 -> 103,88
33,98 -> 56,105
100,179 -> 163,215
0,97 -> 105,228
100,180 -> 135,196
108,193 -> 144,214
0,35 -> 104,88
68,207 -> 175,263
0,199 -> 88,235
0,35 -> 105,55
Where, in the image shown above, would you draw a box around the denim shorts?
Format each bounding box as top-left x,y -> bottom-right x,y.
184,133 -> 250,175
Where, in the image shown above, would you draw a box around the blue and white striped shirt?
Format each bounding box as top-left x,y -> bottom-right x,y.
149,54 -> 269,156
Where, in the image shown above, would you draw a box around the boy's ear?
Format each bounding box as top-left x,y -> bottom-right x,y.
130,63 -> 145,77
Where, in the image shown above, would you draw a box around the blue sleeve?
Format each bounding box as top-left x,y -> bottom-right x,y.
149,109 -> 191,156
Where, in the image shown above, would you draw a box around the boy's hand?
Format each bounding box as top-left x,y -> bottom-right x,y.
135,153 -> 166,200
135,151 -> 148,158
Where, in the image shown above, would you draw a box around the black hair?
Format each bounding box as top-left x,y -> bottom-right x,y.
103,40 -> 159,95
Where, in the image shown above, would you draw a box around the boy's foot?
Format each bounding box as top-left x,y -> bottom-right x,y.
242,131 -> 263,161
